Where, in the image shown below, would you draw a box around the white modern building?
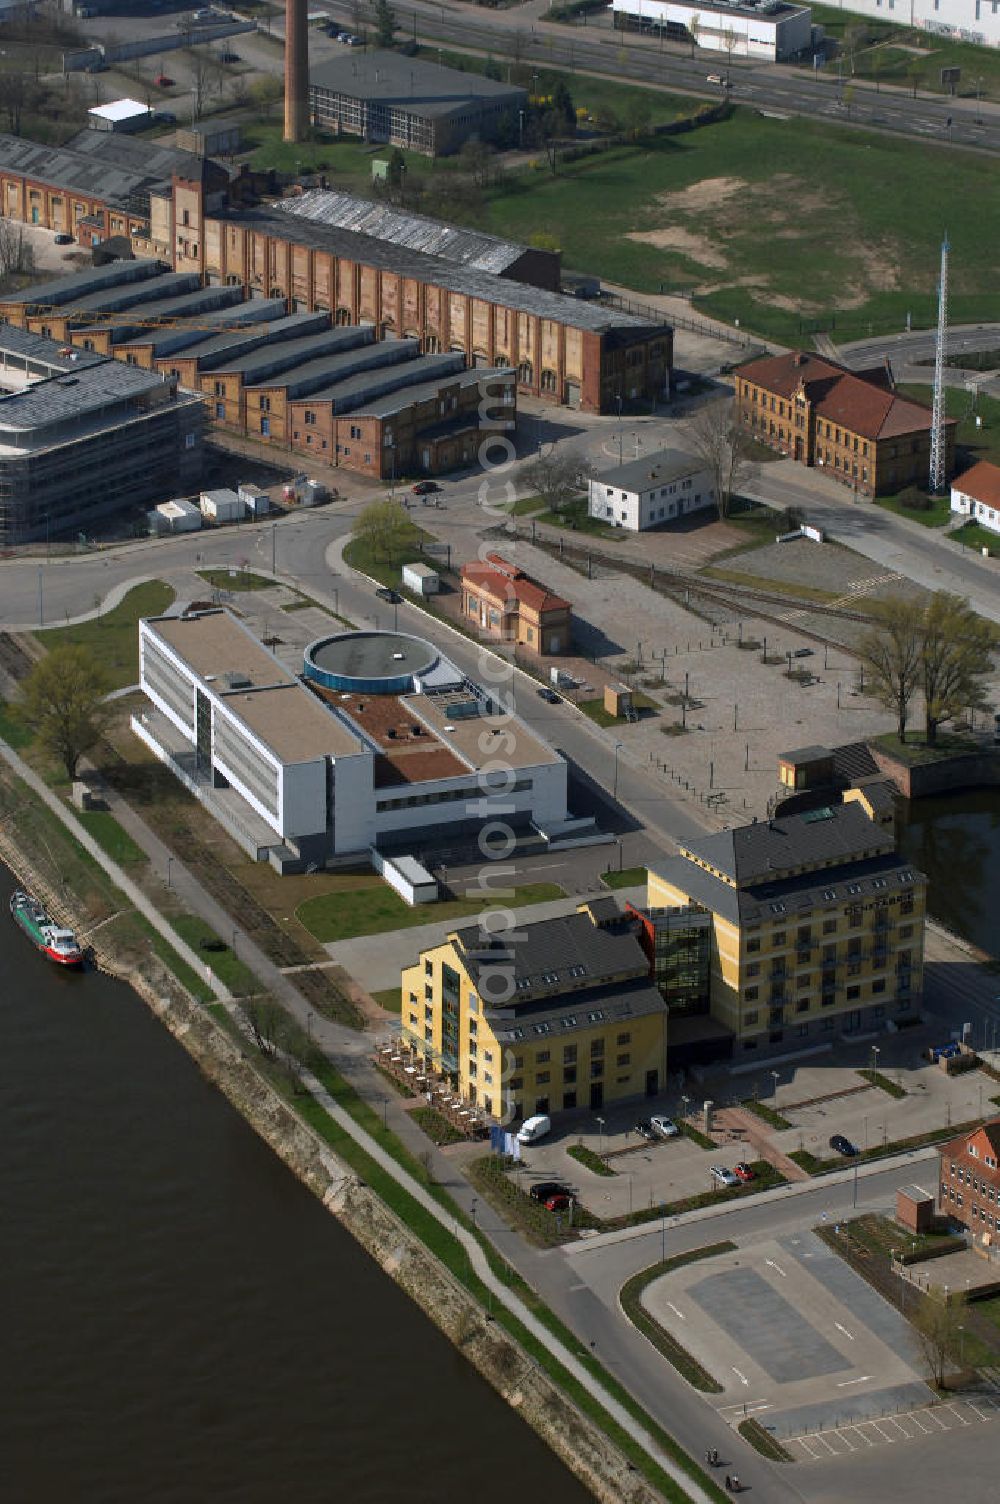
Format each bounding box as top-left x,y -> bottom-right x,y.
610,0 -> 814,62
950,459 -> 1000,534
834,0 -> 1000,50
133,609 -> 571,870
587,449 -> 716,531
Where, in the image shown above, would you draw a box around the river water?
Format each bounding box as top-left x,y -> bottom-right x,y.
1,869 -> 590,1504
898,788 -> 1000,960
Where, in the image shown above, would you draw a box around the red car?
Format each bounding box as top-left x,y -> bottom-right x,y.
733,1162 -> 756,1183
155,74 -> 174,87
544,1193 -> 573,1211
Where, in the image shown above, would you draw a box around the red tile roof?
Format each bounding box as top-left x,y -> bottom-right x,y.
952,459 -> 1000,509
461,555 -> 570,614
737,350 -> 952,443
939,1117 -> 1000,1162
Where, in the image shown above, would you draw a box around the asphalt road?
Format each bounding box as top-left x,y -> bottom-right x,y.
315,0 -> 1000,156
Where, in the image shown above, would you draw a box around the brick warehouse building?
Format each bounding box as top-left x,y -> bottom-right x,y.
734,351 -> 956,496
170,189 -> 670,414
938,1118 -> 1000,1247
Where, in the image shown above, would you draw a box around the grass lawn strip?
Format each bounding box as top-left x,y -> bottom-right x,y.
169,913 -> 261,996
221,1001 -> 725,1503
620,1244 -> 735,1393
411,1105 -> 465,1146
76,809 -> 147,867
296,880 -> 564,942
35,581 -> 175,691
602,865 -> 648,891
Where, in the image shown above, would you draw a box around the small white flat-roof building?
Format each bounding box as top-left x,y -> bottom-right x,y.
87,98 -> 155,134
200,488 -> 242,524
149,497 -> 202,535
951,460 -> 1000,535
402,561 -> 440,596
588,449 -> 715,532
610,0 -> 813,62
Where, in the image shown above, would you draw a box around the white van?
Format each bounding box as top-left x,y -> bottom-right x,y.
517,1114 -> 551,1144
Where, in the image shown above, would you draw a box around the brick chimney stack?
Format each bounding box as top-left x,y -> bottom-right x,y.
283,0 -> 308,143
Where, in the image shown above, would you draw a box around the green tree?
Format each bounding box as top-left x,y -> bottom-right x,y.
858,597 -> 923,743
919,592 -> 995,745
374,0 -> 396,48
352,497 -> 418,563
16,645 -> 114,780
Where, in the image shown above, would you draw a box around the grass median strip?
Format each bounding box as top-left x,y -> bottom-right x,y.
738,1417 -> 792,1462
857,1067 -> 906,1099
567,1143 -> 616,1176
620,1245 -> 733,1393
740,1098 -> 791,1130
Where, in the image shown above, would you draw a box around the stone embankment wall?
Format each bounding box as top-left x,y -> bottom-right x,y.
0,819 -> 667,1504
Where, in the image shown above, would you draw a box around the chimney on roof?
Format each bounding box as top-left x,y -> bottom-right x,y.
793,352 -> 805,367
884,356 -> 895,391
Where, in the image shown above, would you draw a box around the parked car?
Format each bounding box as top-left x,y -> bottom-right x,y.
733,1162 -> 756,1183
544,1193 -> 572,1212
634,1120 -> 657,1142
536,686 -> 560,704
54,233 -> 73,245
375,587 -> 402,603
710,1165 -> 740,1188
517,1114 -> 551,1144
412,480 -> 440,494
829,1134 -> 859,1157
344,33 -> 362,44
155,74 -> 174,87
650,1115 -> 679,1139
529,1180 -> 572,1203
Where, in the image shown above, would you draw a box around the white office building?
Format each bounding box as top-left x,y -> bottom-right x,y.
834,0 -> 1000,50
134,609 -> 570,870
610,0 -> 814,62
587,449 -> 716,531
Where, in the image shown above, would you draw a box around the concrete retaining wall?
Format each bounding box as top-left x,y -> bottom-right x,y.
63,19 -> 255,70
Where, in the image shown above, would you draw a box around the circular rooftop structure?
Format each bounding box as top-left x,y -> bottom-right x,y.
303,630 -> 440,695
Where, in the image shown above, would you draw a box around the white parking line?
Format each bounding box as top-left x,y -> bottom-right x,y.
945,1403 -> 971,1426
847,1425 -> 875,1446
665,1301 -> 685,1321
883,1416 -> 913,1438
966,1400 -> 993,1422
924,1407 -> 951,1430
796,1436 -> 827,1461
909,1411 -> 934,1434
869,1421 -> 897,1442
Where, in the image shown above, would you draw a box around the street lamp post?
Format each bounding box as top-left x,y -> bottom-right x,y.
389,440 -> 397,503
871,1044 -> 880,1077
271,521 -> 277,577
660,1201 -> 667,1264
37,564 -> 43,628
595,1115 -> 605,1157
613,740 -> 623,801
771,1069 -> 779,1103
166,856 -> 173,891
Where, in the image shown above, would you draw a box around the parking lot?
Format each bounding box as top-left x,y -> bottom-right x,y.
643,1233 -> 932,1437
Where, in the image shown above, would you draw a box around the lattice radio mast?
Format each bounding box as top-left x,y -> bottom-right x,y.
929,236 -> 949,494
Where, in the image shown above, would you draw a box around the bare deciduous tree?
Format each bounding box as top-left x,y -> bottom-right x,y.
913,1294 -> 963,1389
858,597 -> 923,743
519,450 -> 596,515
687,400 -> 753,520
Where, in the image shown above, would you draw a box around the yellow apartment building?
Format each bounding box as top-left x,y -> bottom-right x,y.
647,804 -> 925,1060
400,901 -> 668,1122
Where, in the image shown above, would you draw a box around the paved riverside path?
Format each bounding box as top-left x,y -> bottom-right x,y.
0,736 -> 231,1002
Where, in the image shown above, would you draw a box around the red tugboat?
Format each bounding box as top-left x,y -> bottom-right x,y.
9,889 -> 84,966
